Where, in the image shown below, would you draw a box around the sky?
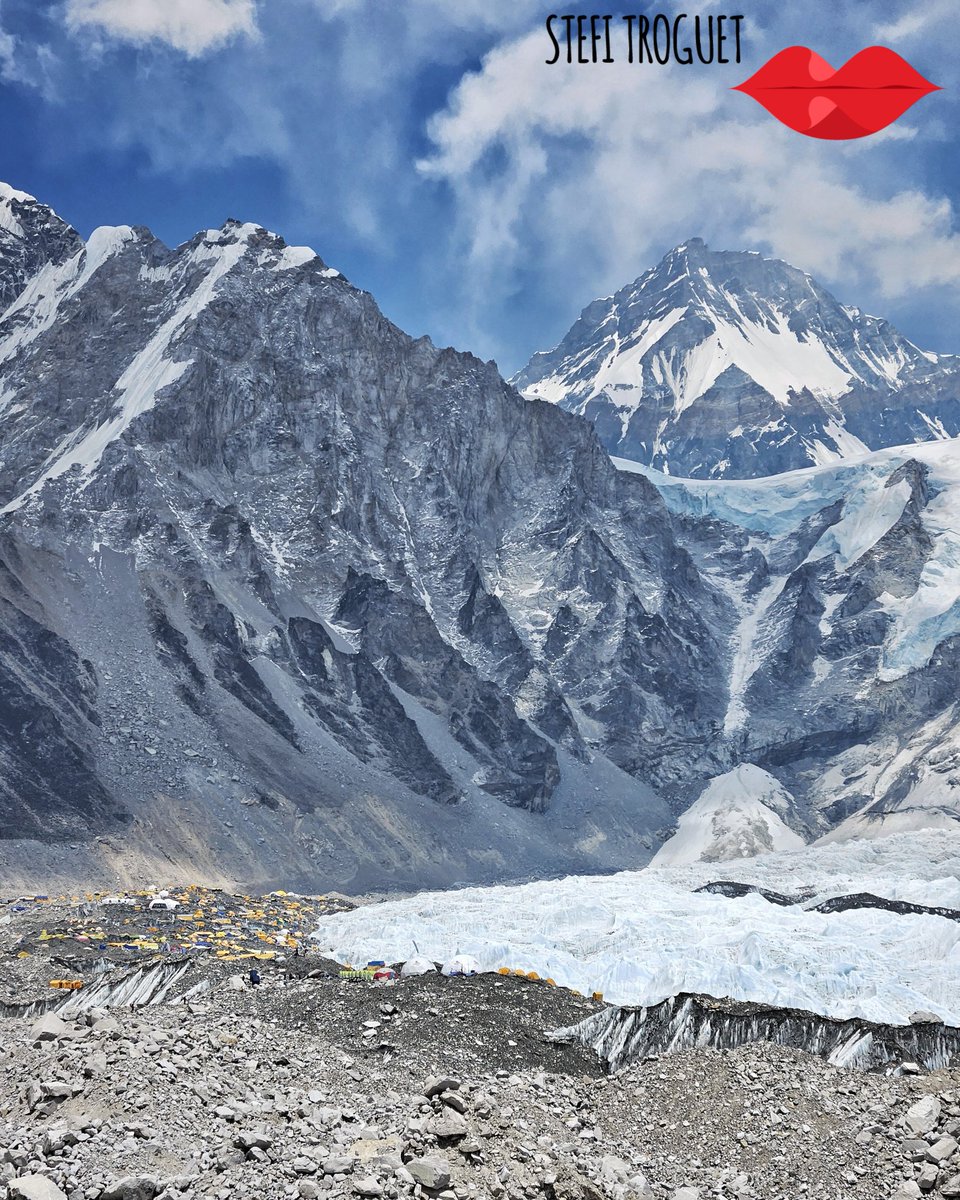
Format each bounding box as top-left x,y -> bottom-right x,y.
0,0 -> 957,376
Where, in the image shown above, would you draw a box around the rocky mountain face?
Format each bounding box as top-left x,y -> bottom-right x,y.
1,185 -> 960,889
624,439 -> 960,844
514,240 -> 960,479
0,183 -> 82,312
0,186 -> 736,891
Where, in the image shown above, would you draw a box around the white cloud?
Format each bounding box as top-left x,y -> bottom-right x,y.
0,2 -> 58,95
875,0 -> 958,43
0,0 -> 24,83
65,0 -> 257,57
419,23 -> 960,357
14,0 -> 956,367
0,23 -> 14,77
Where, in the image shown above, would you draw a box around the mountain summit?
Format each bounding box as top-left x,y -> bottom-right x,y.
0,182 -> 730,889
513,240 -> 960,479
1,186 -> 959,889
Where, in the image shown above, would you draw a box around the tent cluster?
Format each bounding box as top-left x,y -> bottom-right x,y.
11,885 -> 353,965
337,954 -> 485,983
330,951 -> 573,993
6,894 -> 50,912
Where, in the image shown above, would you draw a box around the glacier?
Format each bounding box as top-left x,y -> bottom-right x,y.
312,831 -> 960,1026
618,436 -> 960,682
550,994 -> 960,1074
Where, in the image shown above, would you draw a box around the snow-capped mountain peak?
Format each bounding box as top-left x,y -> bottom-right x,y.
0,208 -> 345,515
0,182 -> 716,888
2,181 -> 960,892
514,242 -> 960,479
0,181 -> 83,314
0,182 -> 37,238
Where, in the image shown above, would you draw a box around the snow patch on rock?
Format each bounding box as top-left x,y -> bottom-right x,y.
650,764 -> 804,867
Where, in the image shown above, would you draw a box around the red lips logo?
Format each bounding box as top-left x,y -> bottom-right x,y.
734,46 -> 940,140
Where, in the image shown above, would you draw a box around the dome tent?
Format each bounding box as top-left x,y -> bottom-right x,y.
441,954 -> 481,977
400,955 -> 437,977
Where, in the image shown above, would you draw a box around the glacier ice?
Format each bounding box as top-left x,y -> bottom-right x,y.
312,831 -> 960,1026
620,435 -> 960,681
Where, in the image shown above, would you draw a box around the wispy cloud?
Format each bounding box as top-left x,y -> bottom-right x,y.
0,21 -> 14,78
874,0 -> 958,44
419,13 -> 960,360
0,2 -> 59,96
0,0 -> 955,370
65,0 -> 257,57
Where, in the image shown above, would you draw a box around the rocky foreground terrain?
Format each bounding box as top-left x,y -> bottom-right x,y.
1,918 -> 959,1200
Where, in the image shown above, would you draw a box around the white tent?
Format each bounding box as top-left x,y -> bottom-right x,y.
148,897 -> 179,911
441,954 -> 481,977
400,955 -> 437,977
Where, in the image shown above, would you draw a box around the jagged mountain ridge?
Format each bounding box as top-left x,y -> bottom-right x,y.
0,185 -> 732,890
622,440 -> 960,844
1,185 -> 960,889
513,239 -> 960,479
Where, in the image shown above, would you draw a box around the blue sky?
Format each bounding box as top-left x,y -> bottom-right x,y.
0,0 -> 957,375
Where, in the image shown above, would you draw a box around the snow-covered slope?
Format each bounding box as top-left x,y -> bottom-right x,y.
0,184 -> 81,314
514,240 -> 960,479
618,437 -> 960,842
651,764 -> 804,866
312,830 -> 960,1025
621,437 -> 960,684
